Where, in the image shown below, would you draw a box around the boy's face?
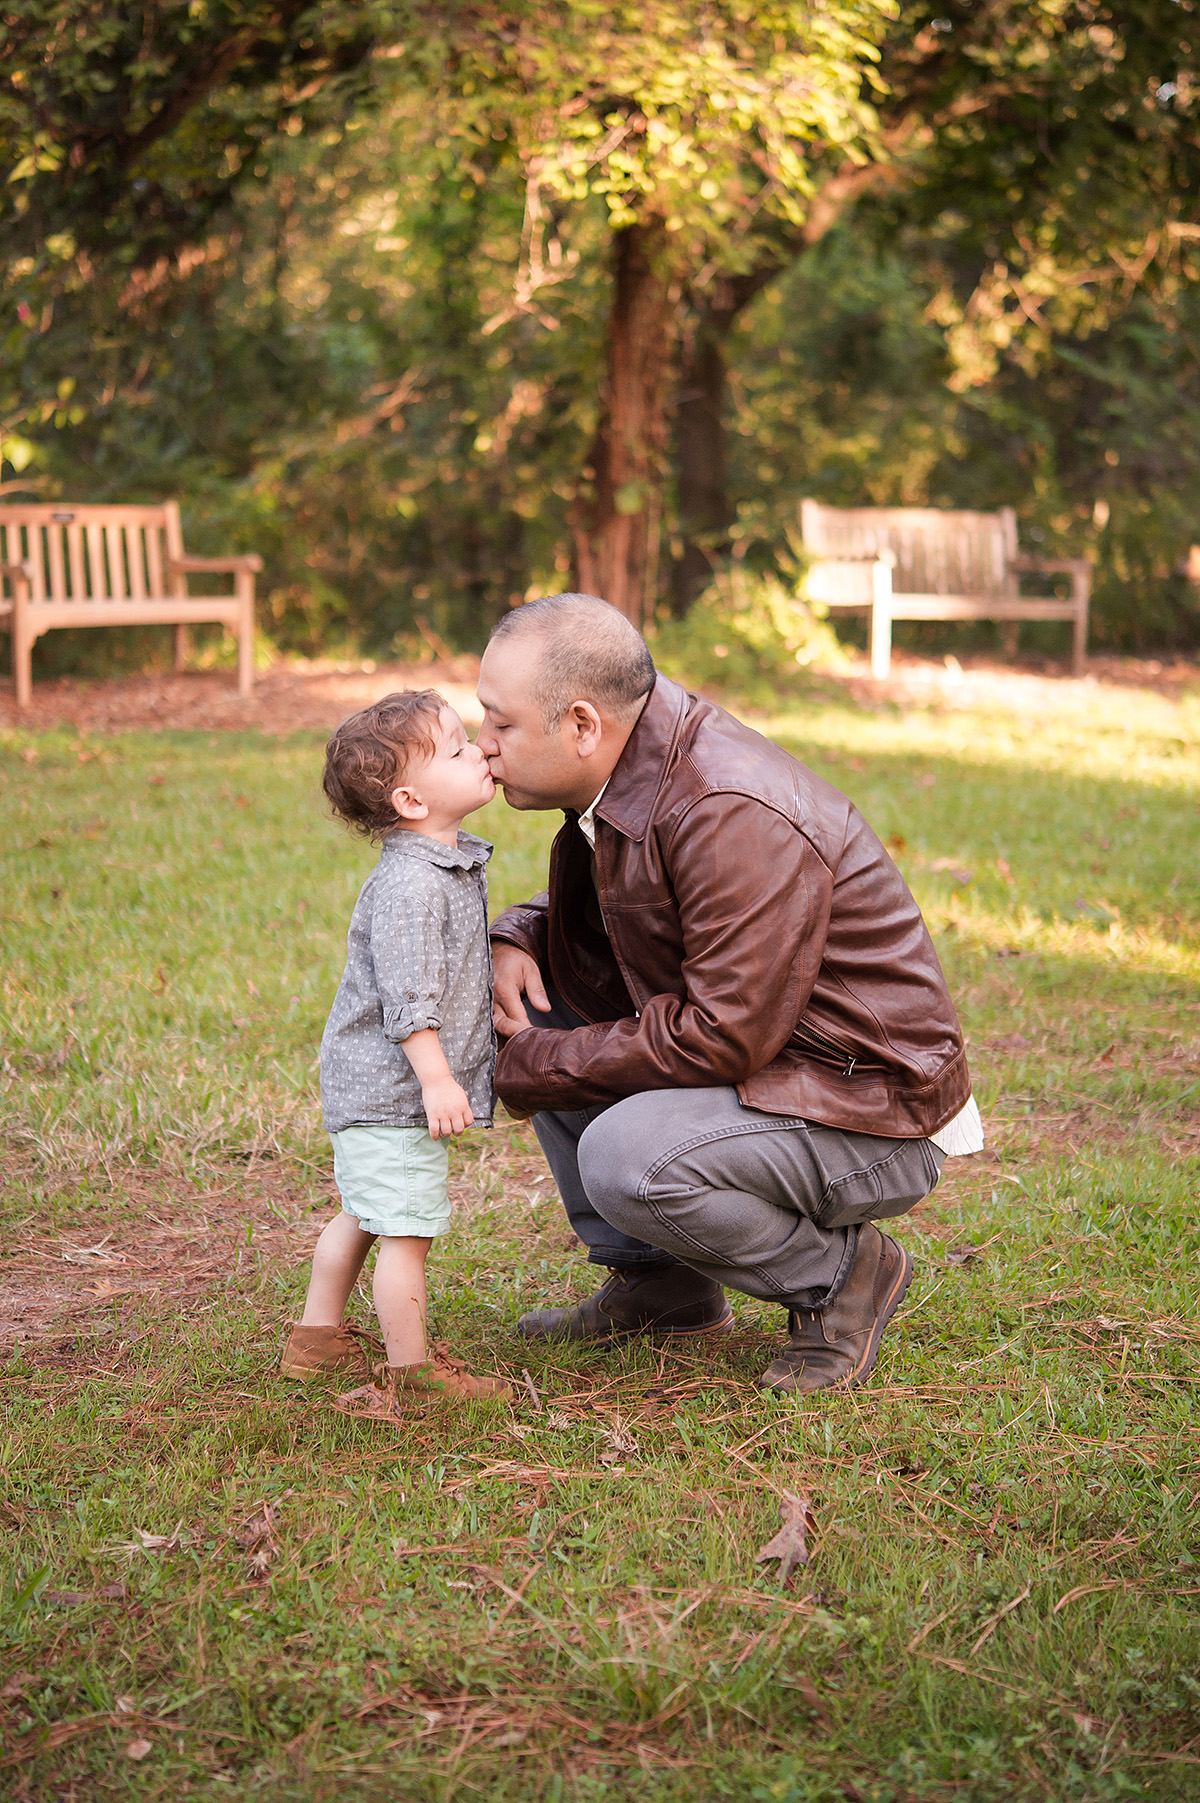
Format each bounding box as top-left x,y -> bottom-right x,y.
395,706 -> 494,826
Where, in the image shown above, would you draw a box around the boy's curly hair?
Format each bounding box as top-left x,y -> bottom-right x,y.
322,690 -> 444,839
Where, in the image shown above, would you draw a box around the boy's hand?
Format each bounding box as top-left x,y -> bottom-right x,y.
422,1076 -> 474,1139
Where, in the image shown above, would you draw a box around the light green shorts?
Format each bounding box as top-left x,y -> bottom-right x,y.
329,1125 -> 451,1239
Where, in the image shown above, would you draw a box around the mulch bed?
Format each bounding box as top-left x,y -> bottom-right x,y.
1,653 -> 1196,738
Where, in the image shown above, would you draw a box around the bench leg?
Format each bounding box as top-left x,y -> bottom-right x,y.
999,621 -> 1019,661
173,624 -> 189,674
13,603 -> 34,710
237,576 -> 254,697
1071,587 -> 1088,678
869,564 -> 893,681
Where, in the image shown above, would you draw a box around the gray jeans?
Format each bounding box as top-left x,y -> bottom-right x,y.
526,992 -> 944,1310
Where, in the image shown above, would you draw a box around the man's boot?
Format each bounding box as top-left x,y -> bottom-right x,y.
516,1262 -> 733,1342
758,1225 -> 913,1395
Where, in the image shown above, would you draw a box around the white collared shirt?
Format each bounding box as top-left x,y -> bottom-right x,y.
577,779 -> 609,850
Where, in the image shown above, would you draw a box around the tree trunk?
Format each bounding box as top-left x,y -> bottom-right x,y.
669,267 -> 783,616
671,306 -> 730,617
571,219 -> 674,627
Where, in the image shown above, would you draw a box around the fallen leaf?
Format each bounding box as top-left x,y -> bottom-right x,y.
995,856 -> 1014,886
755,1493 -> 816,1584
134,1526 -> 182,1553
887,833 -> 908,855
928,857 -> 973,884
0,1671 -> 34,1700
60,1237 -> 125,1266
791,1669 -> 831,1728
124,1737 -> 153,1761
1093,1042 -> 1116,1066
946,1245 -> 979,1267
233,1495 -> 288,1580
41,1590 -> 90,1607
599,1418 -> 638,1465
102,1524 -> 184,1557
914,772 -> 936,788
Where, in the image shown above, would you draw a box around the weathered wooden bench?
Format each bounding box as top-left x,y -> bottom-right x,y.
0,500 -> 262,707
800,500 -> 1091,680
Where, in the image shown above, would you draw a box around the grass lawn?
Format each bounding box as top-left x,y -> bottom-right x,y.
1,676 -> 1198,1801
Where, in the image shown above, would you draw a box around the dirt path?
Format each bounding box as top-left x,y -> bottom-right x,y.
1,651 -> 1197,736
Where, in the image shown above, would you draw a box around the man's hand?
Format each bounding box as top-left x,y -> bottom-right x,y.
422,1075 -> 474,1139
493,943 -> 551,1038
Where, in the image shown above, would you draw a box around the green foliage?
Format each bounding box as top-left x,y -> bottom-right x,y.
3,2 -> 1200,668
424,1 -> 890,244
652,567 -> 847,702
729,224 -> 1200,653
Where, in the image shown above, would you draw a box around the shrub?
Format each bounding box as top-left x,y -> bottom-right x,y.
651,568 -> 848,704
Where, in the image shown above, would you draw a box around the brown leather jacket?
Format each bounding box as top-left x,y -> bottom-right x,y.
491,674 -> 970,1136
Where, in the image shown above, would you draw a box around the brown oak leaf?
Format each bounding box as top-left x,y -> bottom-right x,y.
755,1492 -> 816,1584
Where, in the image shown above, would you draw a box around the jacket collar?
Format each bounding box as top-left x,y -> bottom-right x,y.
380,828 -> 492,870
593,674 -> 689,844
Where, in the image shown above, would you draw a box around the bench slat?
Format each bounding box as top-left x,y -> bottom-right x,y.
23,599 -> 243,628
824,595 -> 1079,623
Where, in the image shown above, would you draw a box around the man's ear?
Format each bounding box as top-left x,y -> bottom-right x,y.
564,699 -> 603,756
391,784 -> 429,822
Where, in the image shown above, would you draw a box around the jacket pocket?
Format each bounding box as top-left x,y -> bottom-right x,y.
790,1014 -> 881,1078
814,1137 -> 942,1230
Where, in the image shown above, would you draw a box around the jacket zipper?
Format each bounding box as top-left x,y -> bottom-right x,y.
792,1017 -> 874,1077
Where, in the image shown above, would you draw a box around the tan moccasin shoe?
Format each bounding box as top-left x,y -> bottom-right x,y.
278,1321 -> 382,1383
332,1348 -> 511,1420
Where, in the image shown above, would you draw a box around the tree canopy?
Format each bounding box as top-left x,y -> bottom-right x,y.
3,0 -> 1199,666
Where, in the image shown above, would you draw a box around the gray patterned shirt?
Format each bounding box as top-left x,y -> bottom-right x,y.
320,829 -> 495,1133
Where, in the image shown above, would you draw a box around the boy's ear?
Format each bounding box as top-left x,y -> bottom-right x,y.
391,784 -> 429,822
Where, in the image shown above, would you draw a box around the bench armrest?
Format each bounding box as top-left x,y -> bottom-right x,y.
169,553 -> 263,574
0,560 -> 34,578
1008,555 -> 1090,576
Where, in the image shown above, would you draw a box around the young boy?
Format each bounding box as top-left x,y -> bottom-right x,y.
279,690 -> 510,1411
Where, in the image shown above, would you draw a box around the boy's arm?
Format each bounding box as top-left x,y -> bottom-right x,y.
401,1029 -> 474,1139
372,891 -> 473,1137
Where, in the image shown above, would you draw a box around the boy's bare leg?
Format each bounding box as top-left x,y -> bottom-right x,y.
300,1213 -> 375,1327
373,1236 -> 432,1366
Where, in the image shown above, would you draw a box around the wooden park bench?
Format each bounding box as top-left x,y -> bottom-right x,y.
800,499 -> 1091,680
0,500 -> 261,707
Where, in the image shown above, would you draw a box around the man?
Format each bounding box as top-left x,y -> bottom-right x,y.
476,593 -> 982,1393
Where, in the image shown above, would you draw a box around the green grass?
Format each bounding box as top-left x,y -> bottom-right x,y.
1,680 -> 1198,1801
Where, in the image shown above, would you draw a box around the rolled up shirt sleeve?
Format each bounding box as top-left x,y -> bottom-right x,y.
372,891 -> 447,1042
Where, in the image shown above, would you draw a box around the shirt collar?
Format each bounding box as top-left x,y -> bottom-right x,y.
380,828 -> 492,870
576,779 -> 610,848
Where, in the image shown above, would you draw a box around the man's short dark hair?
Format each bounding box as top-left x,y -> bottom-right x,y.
322,690 -> 443,839
489,592 -> 656,731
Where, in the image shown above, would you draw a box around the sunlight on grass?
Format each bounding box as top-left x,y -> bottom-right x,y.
1,684 -> 1198,1800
